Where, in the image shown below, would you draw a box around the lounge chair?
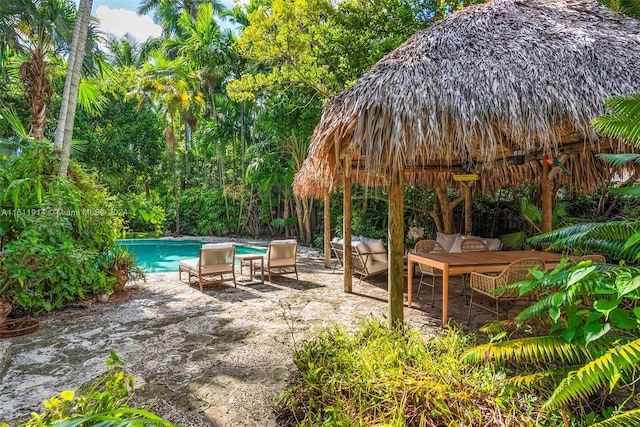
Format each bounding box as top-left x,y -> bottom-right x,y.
255,239 -> 298,282
330,239 -> 388,284
179,243 -> 236,291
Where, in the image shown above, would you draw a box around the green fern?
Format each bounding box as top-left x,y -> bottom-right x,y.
463,336 -> 614,366
592,93 -> 640,147
544,338 -> 640,410
590,408 -> 640,427
596,153 -> 640,167
528,221 -> 640,262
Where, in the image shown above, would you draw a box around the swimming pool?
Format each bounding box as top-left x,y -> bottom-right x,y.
118,239 -> 267,273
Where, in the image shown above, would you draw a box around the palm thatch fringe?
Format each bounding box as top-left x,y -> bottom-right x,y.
293,0 -> 640,199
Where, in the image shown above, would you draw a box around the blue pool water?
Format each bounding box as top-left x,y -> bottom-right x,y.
118,239 -> 266,273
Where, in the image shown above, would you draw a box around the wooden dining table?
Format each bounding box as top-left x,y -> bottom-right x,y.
407,250 -> 566,325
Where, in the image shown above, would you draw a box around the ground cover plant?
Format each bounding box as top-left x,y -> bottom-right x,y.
276,317 -> 561,426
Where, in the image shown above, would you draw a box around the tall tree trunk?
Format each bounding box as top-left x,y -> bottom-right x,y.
165,125 -> 180,235
435,187 -> 456,234
184,119 -> 191,186
20,46 -> 52,141
56,0 -> 93,176
283,195 -> 291,238
302,197 -> 312,244
240,101 -> 246,182
324,191 -> 331,268
295,195 -> 304,241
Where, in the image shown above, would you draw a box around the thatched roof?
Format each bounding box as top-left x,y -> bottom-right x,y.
293,0 -> 640,199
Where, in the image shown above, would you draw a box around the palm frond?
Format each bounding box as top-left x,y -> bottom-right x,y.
528,221 -> 640,261
592,93 -> 640,147
1,106 -> 29,139
590,408 -> 640,427
608,187 -> 640,197
544,338 -> 640,410
463,336 -> 614,365
504,364 -> 580,389
596,153 -> 640,167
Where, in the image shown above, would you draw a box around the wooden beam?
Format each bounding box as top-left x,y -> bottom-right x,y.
541,160 -> 553,233
323,190 -> 331,268
388,166 -> 405,328
343,157 -> 353,293
463,182 -> 472,235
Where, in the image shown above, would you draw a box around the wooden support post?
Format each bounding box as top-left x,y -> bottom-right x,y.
343,158 -> 353,293
542,160 -> 553,233
388,166 -> 405,328
324,190 -> 331,269
463,182 -> 472,235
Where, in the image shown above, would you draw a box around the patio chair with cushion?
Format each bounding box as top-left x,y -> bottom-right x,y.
467,257 -> 545,322
413,239 -> 445,305
179,243 -> 236,292
329,238 -> 388,284
255,239 -> 298,282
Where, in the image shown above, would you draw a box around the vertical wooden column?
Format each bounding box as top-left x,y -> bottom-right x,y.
463,182 -> 472,235
541,160 -> 553,233
343,158 -> 353,293
324,190 -> 331,268
388,166 -> 405,328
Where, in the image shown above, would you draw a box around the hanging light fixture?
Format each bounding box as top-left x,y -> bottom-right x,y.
512,148 -> 525,165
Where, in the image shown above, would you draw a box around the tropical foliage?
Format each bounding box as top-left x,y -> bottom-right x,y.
277,317 -> 559,426
0,143 -> 124,313
1,351 -> 175,427
464,90 -> 640,426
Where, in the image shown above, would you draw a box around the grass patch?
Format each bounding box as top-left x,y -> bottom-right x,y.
276,317 -> 560,426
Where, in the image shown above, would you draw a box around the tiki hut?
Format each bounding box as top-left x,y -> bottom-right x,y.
293,0 -> 640,325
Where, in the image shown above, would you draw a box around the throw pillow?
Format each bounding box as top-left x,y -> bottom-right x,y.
436,232 -> 460,253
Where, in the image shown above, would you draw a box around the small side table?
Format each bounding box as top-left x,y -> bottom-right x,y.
236,254 -> 265,284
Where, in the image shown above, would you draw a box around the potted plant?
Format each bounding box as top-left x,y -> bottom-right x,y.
108,246 -> 146,292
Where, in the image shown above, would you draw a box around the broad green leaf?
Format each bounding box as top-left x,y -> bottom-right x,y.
568,266 -> 597,287
584,321 -> 611,346
609,309 -> 639,330
549,306 -> 561,322
625,230 -> 640,248
616,271 -> 640,297
593,298 -> 622,318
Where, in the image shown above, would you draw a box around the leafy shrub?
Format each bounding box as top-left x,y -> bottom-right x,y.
1,351 -> 174,427
179,187 -> 238,235
0,143 -> 124,313
276,317 -> 554,426
465,259 -> 640,425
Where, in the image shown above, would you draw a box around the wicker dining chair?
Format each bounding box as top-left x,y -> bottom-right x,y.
413,239 -> 445,305
460,238 -> 489,253
571,254 -> 606,264
467,257 -> 545,322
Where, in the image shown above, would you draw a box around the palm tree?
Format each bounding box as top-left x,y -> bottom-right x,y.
129,51 -> 205,235
104,34 -> 147,69
1,0 -> 75,140
137,0 -> 226,37
56,0 -> 92,177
